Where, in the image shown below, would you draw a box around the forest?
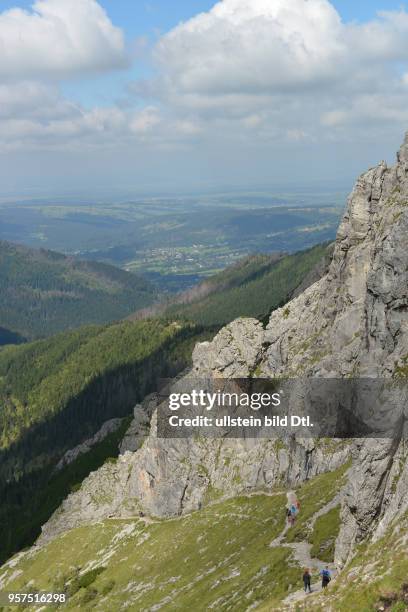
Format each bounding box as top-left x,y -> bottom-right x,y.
164,243 -> 329,326
0,318 -> 210,562
0,241 -> 157,340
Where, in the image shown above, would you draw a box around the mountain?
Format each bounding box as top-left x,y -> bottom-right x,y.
0,241 -> 157,341
0,244 -> 328,565
4,133 -> 408,610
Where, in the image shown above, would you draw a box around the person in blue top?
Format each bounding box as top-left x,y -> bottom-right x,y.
320,566 -> 331,588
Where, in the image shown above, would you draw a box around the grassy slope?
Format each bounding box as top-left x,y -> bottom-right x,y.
289,513 -> 408,611
163,243 -> 329,326
283,462 -> 349,545
310,505 -> 341,564
1,418 -> 131,568
0,466 -> 349,612
0,241 -> 157,340
2,453 -> 404,612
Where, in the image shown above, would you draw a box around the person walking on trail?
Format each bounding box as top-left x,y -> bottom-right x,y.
302,569 -> 312,593
286,506 -> 296,526
286,507 -> 295,527
320,566 -> 331,588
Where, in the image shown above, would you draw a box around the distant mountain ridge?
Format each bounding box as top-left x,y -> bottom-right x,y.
0,241 -> 157,341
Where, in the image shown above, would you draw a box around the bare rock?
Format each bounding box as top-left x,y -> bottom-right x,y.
55,418 -> 123,471
40,133 -> 408,568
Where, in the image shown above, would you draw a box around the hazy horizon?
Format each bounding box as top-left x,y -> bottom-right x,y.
0,0 -> 407,197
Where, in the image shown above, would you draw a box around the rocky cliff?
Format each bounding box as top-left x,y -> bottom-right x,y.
38,135 -> 408,575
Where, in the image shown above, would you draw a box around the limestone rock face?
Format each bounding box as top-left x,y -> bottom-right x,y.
192,318 -> 265,377
39,134 -> 408,567
119,394 -> 158,454
55,418 -> 123,471
39,413 -> 349,544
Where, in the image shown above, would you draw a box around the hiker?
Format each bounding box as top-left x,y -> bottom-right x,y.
286,507 -> 295,527
320,566 -> 331,588
302,569 -> 312,593
291,503 -> 297,515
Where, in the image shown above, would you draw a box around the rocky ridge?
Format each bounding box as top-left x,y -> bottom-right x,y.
55,418 -> 124,471
39,135 -> 408,573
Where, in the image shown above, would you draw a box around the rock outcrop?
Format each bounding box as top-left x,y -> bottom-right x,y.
55,418 -> 124,471
39,134 -> 408,570
118,394 -> 157,454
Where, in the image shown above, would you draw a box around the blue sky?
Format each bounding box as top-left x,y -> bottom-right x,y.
0,0 -> 408,195
3,1 -> 404,34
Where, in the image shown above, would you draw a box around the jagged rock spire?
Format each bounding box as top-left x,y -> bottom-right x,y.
397,130 -> 408,164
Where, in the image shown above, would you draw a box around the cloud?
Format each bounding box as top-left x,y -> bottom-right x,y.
0,0 -> 126,79
153,0 -> 408,127
2,0 -> 408,175
156,0 -> 345,97
0,81 -> 76,119
130,107 -> 161,134
0,83 -> 201,152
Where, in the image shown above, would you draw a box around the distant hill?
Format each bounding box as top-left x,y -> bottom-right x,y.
132,243 -> 331,327
0,241 -> 157,341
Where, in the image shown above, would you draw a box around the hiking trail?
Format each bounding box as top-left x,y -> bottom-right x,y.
269,490 -> 341,608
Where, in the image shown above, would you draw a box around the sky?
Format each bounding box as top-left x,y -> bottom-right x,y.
1,0 -> 408,197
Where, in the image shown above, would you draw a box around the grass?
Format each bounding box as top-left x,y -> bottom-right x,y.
284,462 -> 349,544
300,512 -> 408,611
0,493 -> 302,611
310,505 -> 341,563
0,464 -> 355,611
0,417 -> 131,565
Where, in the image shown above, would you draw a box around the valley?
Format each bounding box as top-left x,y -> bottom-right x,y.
0,193 -> 343,291
1,136 -> 408,610
2,1 -> 408,609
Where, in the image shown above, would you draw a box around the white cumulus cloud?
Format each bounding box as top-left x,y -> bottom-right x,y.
154,0 -> 408,121
0,0 -> 127,79
155,0 -> 348,98
2,0 -> 408,184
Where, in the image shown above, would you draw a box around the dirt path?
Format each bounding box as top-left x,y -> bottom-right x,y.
282,540 -> 336,606
269,491 -> 339,608
106,515 -> 158,525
